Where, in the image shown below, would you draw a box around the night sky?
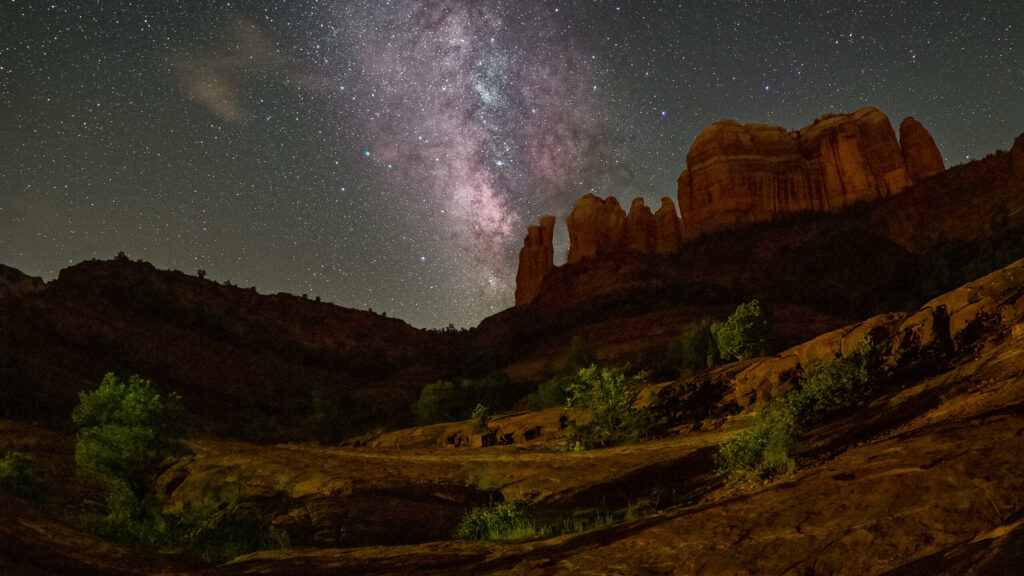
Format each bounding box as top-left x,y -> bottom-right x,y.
2,1 -> 1022,328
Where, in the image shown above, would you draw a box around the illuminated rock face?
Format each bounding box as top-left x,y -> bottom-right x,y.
676,107 -> 943,240
899,117 -> 945,182
514,215 -> 555,305
565,194 -> 627,264
514,108 -> 955,307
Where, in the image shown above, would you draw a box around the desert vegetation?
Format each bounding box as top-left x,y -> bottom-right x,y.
715,339 -> 878,484
71,373 -> 289,560
566,364 -> 659,450
0,451 -> 47,502
410,374 -> 521,426
666,300 -> 771,376
454,499 -> 652,542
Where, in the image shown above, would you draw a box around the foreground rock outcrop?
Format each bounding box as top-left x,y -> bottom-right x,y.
677,107 -> 943,240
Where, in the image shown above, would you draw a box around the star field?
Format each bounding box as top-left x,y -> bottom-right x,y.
2,1 -> 1022,328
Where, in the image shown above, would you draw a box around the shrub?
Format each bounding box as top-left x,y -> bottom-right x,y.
518,374 -> 574,410
454,500 -> 538,541
72,373 -> 184,499
411,380 -> 464,425
566,365 -> 656,449
176,483 -> 290,561
72,373 -> 184,545
714,339 -> 878,485
667,319 -> 719,376
0,451 -> 47,502
711,300 -> 770,361
471,403 -> 491,431
787,339 -> 877,424
714,404 -> 796,484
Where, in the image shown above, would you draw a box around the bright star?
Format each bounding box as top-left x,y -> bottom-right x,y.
364,151 -> 371,157
419,256 -> 426,262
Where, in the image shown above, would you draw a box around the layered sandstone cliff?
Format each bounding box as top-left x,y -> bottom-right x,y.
677,107 -> 943,240
514,216 -> 556,305
564,195 -> 684,264
514,107 -> 948,307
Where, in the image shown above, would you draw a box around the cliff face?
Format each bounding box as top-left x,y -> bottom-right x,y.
514,108 -> 945,305
1013,133 -> 1024,177
899,116 -> 945,181
561,195 -> 685,265
677,107 -> 943,240
513,216 -> 556,305
565,194 -> 627,264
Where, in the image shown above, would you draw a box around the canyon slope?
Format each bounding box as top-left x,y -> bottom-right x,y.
3,257 -> 1024,575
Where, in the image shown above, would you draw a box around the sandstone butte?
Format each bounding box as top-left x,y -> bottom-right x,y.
677,106 -> 944,240
514,107 -> 945,306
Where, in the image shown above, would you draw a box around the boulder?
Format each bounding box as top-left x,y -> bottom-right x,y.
566,194 -> 627,264
513,216 -> 556,306
899,116 -> 945,182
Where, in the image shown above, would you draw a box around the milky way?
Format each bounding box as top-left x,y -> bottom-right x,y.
338,0 -> 600,317
2,1 -> 1022,328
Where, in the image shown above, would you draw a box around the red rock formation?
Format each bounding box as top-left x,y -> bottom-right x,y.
625,198 -> 656,254
566,194 -> 626,264
899,117 -> 945,181
1012,133 -> 1024,177
514,216 -> 556,306
654,197 -> 683,255
677,107 -> 940,240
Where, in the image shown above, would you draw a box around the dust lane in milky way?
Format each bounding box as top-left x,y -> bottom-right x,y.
343,1 -> 600,313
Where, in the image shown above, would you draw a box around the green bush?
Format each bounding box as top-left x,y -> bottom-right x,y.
566,365 -> 656,450
667,319 -> 719,376
411,374 -> 520,426
0,451 -> 47,502
787,339 -> 877,424
72,373 -> 184,545
454,500 -> 654,542
714,339 -> 878,485
711,300 -> 770,361
471,403 -> 491,431
454,500 -> 539,541
72,373 -> 184,498
714,404 -> 796,484
411,380 -> 464,425
518,374 -> 574,410
176,483 -> 290,561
